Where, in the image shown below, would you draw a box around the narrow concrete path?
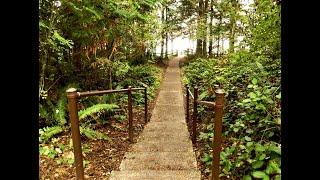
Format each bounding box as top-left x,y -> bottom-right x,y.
110,56 -> 200,180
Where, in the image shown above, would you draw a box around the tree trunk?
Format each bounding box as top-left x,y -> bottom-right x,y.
217,15 -> 222,56
229,22 -> 235,54
160,7 -> 165,60
208,0 -> 214,56
171,36 -> 174,53
196,39 -> 202,56
72,43 -> 82,72
229,0 -> 238,54
165,32 -> 168,58
221,37 -> 224,54
202,0 -> 209,57
196,0 -> 204,56
165,7 -> 169,59
109,68 -> 112,90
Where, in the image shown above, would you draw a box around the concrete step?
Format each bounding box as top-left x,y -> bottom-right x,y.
151,105 -> 185,122
109,170 -> 201,180
156,91 -> 183,105
163,77 -> 181,82
119,152 -> 198,171
142,128 -> 189,138
164,72 -> 180,77
160,84 -> 182,91
136,133 -> 190,143
130,139 -> 193,152
143,121 -> 189,133
139,130 -> 190,140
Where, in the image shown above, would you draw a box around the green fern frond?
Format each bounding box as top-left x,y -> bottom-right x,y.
52,30 -> 74,48
80,125 -> 112,142
78,104 -> 119,120
39,126 -> 63,143
84,6 -> 102,20
54,97 -> 67,126
80,126 -> 96,139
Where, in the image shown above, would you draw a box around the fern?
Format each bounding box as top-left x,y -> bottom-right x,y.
80,125 -> 112,142
199,91 -> 208,100
84,6 -> 102,20
52,30 -> 73,48
54,84 -> 80,126
78,103 -> 119,120
54,97 -> 67,126
39,126 -> 63,143
80,126 -> 96,139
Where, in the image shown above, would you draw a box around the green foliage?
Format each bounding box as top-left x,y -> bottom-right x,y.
40,145 -> 59,159
114,114 -> 127,122
114,61 -> 130,80
80,125 -> 112,141
53,96 -> 67,126
182,1 -> 280,178
39,0 -> 163,128
39,3 -> 166,176
39,126 -> 64,143
184,54 -> 280,178
56,156 -> 74,165
78,103 -> 119,121
252,171 -> 268,179
118,64 -> 162,103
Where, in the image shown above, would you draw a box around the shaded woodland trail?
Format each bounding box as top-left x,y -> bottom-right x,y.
110,56 -> 201,179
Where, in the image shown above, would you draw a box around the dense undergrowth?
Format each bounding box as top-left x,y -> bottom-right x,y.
39,62 -> 164,167
181,0 -> 281,179
39,1 -> 173,177
182,53 -> 280,179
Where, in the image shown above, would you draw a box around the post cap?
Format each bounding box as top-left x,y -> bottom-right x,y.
66,88 -> 77,93
215,89 -> 225,94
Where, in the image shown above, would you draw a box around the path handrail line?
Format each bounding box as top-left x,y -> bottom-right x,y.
78,87 -> 145,97
197,100 -> 215,107
185,84 -> 225,180
188,88 -> 194,99
66,86 -> 148,180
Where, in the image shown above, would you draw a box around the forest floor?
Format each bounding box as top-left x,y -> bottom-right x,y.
39,63 -> 167,180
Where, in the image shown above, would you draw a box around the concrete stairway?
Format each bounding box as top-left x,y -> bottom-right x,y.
109,57 -> 201,180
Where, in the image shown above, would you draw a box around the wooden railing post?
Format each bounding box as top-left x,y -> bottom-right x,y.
128,86 -> 133,143
66,88 -> 84,180
144,87 -> 148,123
212,88 -> 225,180
186,86 -> 190,123
192,87 -> 199,143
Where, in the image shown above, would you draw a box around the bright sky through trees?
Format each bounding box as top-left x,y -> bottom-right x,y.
156,0 -> 254,55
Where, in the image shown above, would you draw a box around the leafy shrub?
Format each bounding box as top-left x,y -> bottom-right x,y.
183,49 -> 280,179
117,64 -> 162,104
